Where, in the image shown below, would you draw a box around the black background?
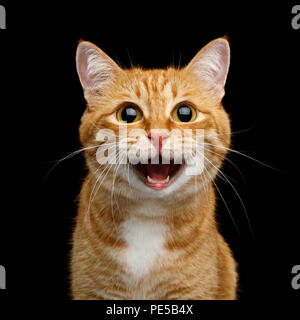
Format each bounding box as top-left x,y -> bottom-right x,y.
0,0 -> 299,310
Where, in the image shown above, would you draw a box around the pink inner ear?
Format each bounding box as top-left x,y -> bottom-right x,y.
214,43 -> 230,87
76,43 -> 104,91
76,42 -> 120,95
77,46 -> 93,90
189,39 -> 230,91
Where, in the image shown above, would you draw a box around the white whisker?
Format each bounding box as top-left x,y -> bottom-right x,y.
204,155 -> 253,237
204,167 -> 240,234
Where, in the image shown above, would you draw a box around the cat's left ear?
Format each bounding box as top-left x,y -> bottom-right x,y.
186,38 -> 230,98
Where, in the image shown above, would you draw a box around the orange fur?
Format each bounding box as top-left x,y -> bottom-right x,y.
71,38 -> 238,300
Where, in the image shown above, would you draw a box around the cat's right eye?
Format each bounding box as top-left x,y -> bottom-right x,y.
116,103 -> 143,123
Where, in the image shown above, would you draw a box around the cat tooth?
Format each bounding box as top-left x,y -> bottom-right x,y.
147,176 -> 154,183
164,176 -> 170,183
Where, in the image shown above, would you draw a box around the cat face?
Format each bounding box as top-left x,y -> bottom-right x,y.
76,39 -> 231,200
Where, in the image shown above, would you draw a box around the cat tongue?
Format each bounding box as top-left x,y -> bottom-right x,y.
146,164 -> 170,181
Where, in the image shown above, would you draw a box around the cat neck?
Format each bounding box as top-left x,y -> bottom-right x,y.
80,176 -> 216,253
85,175 -> 215,225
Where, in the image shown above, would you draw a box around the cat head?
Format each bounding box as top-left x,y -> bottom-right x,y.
76,38 -> 231,200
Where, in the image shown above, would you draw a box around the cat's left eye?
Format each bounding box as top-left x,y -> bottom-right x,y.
116,103 -> 143,123
171,103 -> 197,123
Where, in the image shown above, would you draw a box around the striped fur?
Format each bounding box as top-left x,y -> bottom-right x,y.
71,38 -> 237,300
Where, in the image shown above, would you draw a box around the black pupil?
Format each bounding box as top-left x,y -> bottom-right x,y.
177,106 -> 192,122
121,107 -> 137,123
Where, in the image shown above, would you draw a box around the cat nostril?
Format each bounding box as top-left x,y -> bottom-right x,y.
148,130 -> 169,141
148,130 -> 169,153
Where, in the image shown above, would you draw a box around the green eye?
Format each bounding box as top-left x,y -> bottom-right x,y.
172,103 -> 197,122
116,104 -> 143,123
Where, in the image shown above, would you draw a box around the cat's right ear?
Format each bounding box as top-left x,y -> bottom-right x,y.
76,41 -> 123,103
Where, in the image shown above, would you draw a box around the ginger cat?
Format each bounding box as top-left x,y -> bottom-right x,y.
71,38 -> 237,300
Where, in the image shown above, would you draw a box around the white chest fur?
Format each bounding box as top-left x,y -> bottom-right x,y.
120,216 -> 166,279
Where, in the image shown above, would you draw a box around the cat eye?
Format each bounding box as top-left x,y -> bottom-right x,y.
171,103 -> 197,122
116,103 -> 143,123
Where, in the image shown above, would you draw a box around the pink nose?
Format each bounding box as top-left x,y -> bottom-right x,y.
148,130 -> 169,153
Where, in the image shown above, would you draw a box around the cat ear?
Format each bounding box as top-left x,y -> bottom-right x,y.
186,38 -> 230,97
76,41 -> 123,101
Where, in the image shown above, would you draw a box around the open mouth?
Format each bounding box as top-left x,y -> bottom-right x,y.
133,157 -> 184,190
